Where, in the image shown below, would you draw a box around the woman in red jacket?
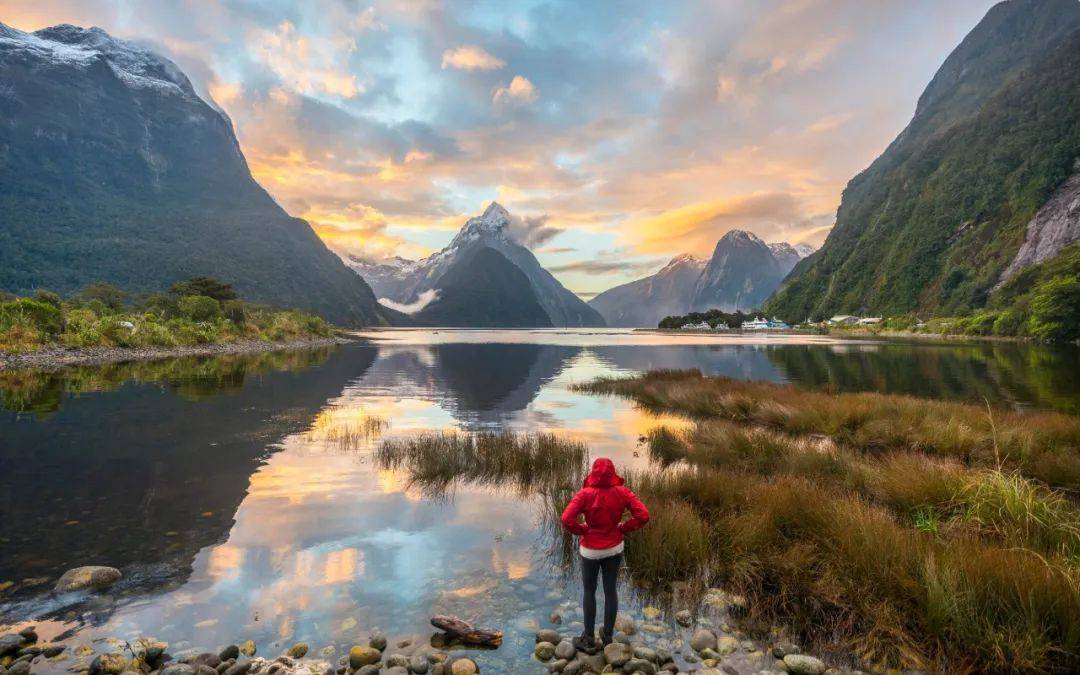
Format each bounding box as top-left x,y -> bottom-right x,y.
560,457 -> 650,651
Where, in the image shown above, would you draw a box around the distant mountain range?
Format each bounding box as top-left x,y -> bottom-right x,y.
0,23 -> 394,326
347,203 -> 605,327
766,0 -> 1080,321
589,231 -> 813,327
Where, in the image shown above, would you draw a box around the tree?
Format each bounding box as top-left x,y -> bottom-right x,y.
76,282 -> 127,311
178,295 -> 222,322
169,277 -> 237,303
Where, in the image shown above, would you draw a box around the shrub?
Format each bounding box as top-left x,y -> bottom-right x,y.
177,295 -> 222,322
32,289 -> 62,309
223,300 -> 246,325
1027,275 -> 1080,342
168,276 -> 237,302
0,299 -> 63,336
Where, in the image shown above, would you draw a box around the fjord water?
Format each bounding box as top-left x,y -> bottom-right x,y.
1,330 -> 1078,671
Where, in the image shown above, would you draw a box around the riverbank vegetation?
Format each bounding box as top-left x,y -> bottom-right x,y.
0,277 -> 334,352
577,370 -> 1080,672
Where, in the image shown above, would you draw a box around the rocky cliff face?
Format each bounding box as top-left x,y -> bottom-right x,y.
765,0 -> 1080,320
588,254 -> 706,327
691,230 -> 787,312
997,171 -> 1080,286
0,23 -> 392,325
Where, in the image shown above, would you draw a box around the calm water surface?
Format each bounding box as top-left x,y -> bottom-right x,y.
1,329 -> 1078,672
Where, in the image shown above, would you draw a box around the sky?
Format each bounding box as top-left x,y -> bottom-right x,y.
2,0 -> 1000,297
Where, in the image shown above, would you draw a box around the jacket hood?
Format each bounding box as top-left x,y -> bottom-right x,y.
584,457 -> 624,488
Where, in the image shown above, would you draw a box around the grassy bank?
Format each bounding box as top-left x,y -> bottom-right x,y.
0,278 -> 334,353
576,370 -> 1080,672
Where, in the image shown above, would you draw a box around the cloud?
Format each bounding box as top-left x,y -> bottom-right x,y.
441,45 -> 504,71
378,289 -> 439,314
549,257 -> 665,276
493,75 -> 538,106
507,213 -> 562,247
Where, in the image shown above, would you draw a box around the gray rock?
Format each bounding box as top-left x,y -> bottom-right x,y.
633,646 -> 657,662
368,632 -> 388,652
547,658 -> 568,672
674,610 -> 693,627
536,629 -> 561,645
222,660 -> 253,675
409,654 -> 429,673
535,641 -> 556,661
385,654 -> 409,668
6,662 -> 29,675
356,667 -> 380,675
715,637 -> 738,656
219,646 -> 240,662
998,172 -> 1080,286
16,629 -> 35,643
196,665 -> 217,675
385,668 -> 409,675
0,635 -> 25,657
54,566 -> 122,593
554,640 -> 576,661
621,658 -> 656,674
783,654 -> 827,675
690,629 -> 717,652
185,653 -> 221,669
447,657 -> 477,675
614,614 -> 637,636
161,665 -> 196,675
603,642 -> 632,667
771,642 -> 799,659
90,653 -> 131,675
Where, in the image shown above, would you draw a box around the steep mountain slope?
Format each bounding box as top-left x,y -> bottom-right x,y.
766,0 -> 1080,320
589,236 -> 813,326
351,203 -> 605,327
412,247 -> 553,327
588,254 -> 705,327
0,23 -> 392,326
691,230 -> 789,312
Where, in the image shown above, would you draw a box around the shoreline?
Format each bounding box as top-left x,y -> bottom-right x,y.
0,336 -> 355,372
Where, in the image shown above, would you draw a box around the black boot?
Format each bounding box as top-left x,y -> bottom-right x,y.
599,629 -> 613,647
572,633 -> 598,654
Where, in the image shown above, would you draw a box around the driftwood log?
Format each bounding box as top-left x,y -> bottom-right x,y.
430,615 -> 503,647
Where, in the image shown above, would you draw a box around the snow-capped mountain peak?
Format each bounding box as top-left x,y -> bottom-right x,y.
0,22 -> 199,100
793,243 -> 816,257
451,201 -> 512,245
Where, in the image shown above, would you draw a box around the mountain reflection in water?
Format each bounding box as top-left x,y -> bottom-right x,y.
0,330 -> 1077,672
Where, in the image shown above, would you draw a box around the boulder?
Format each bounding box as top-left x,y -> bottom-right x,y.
690,629 -> 717,652
603,642 -> 632,667
240,641 -> 257,658
783,654 -> 827,674
54,566 -> 122,593
409,653 -> 429,673
534,642 -> 556,661
621,658 -> 656,674
535,629 -> 561,645
385,654 -> 409,668
368,633 -> 387,652
674,610 -> 692,627
348,646 -> 381,669
160,665 -> 196,675
90,653 -> 131,675
554,640 -> 576,661
219,646 -> 240,662
448,658 -> 477,675
613,614 -> 636,636
715,637 -> 738,656
286,644 -> 308,659
0,635 -> 24,657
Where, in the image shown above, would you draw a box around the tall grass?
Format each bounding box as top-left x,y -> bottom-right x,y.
576,369 -> 1080,490
306,408 -> 389,452
375,431 -> 588,497
571,370 -> 1080,672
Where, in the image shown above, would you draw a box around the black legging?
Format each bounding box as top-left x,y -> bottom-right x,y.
581,553 -> 621,640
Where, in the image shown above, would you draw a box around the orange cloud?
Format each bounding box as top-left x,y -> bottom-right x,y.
441,45 -> 505,71
493,75 -> 538,106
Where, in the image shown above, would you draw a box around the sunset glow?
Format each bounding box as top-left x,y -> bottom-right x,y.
1,0 -> 999,295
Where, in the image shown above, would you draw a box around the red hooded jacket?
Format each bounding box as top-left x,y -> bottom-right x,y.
561,458 -> 650,550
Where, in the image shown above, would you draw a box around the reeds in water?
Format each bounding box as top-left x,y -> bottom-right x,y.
375,431 -> 588,497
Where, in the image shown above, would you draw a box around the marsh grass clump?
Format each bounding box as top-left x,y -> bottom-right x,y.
571,370 -> 1080,672
307,408 -> 390,452
376,431 -> 588,497
575,370 -> 1080,490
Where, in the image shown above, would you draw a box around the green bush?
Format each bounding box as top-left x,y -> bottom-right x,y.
32,289 -> 62,309
992,308 -> 1025,336
177,295 -> 222,322
0,299 -> 63,336
223,300 -> 246,325
1027,275 -> 1080,342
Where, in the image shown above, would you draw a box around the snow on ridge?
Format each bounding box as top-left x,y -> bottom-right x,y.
0,22 -> 197,99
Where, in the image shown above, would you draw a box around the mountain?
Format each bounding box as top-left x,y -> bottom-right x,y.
0,23 -> 393,326
588,234 -> 813,327
691,230 -> 792,312
766,0 -> 1080,321
588,254 -> 705,327
348,202 -> 605,327
411,247 -> 553,327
